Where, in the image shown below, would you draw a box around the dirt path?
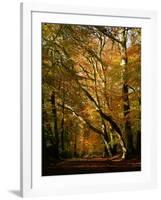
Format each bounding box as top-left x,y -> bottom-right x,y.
43,157 -> 141,176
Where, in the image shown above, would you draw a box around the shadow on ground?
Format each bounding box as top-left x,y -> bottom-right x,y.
9,190 -> 21,197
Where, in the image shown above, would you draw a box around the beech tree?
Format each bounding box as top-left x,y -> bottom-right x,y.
42,23 -> 141,161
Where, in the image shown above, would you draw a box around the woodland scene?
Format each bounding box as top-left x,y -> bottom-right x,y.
42,23 -> 141,176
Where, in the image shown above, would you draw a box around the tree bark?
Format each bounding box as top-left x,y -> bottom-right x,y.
74,133 -> 77,157
61,91 -> 65,152
94,26 -> 134,156
120,29 -> 134,155
101,133 -> 112,157
77,84 -> 126,158
51,91 -> 59,158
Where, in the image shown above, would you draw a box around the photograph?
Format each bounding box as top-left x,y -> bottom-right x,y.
41,23 -> 141,176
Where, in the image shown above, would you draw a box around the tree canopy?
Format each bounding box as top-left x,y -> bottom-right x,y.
42,23 -> 141,165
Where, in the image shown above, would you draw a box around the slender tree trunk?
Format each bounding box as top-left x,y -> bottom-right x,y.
101,133 -> 112,157
51,91 -> 59,158
61,94 -> 65,152
42,96 -> 49,174
74,133 -> 77,157
136,95 -> 141,157
100,119 -> 112,157
42,95 -> 47,164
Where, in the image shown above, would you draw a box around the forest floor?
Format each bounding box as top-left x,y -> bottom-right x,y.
43,156 -> 141,176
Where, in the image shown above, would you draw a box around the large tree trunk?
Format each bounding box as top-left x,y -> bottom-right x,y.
95,26 -> 134,157
120,29 -> 134,155
77,85 -> 127,159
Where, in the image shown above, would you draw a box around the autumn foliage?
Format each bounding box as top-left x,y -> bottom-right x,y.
42,24 -> 141,175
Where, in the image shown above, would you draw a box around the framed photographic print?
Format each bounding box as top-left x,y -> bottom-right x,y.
20,2 -> 157,197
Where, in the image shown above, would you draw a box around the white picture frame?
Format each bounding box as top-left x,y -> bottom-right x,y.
20,2 -> 157,197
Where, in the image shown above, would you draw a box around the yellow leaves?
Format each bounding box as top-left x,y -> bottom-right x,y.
42,24 -> 141,156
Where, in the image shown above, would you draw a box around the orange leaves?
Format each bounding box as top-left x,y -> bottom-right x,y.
42,24 -> 141,157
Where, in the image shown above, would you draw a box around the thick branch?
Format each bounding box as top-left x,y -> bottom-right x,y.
58,103 -> 103,135
94,26 -> 122,44
98,110 -> 122,135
